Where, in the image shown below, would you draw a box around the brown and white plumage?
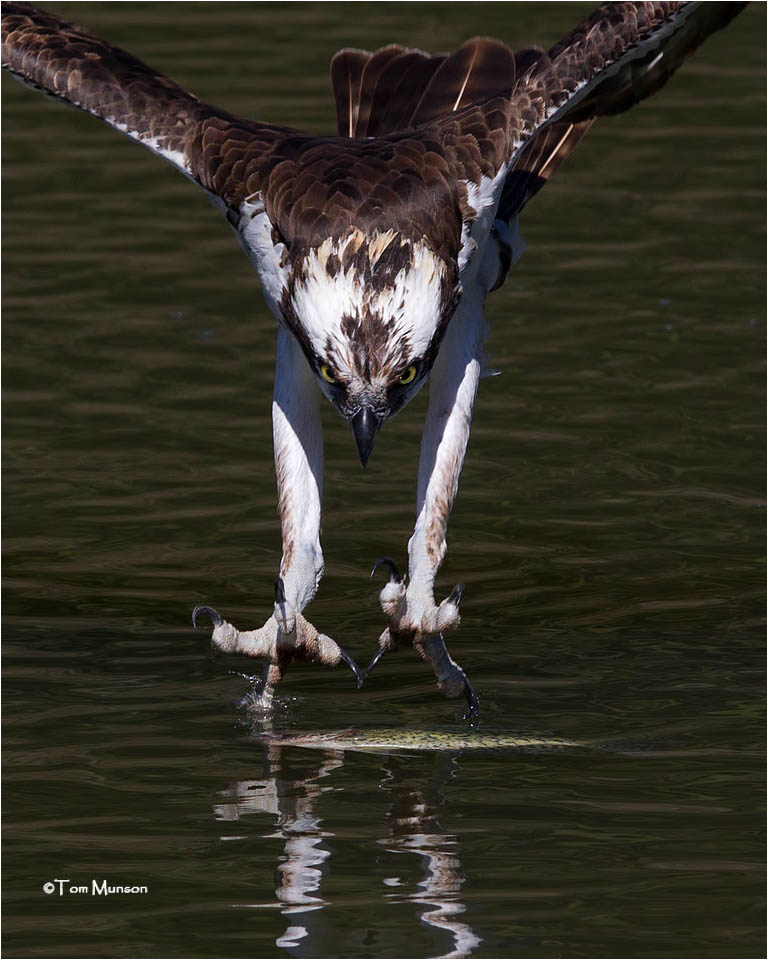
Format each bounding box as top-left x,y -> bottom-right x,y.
1,2 -> 746,713
3,3 -> 743,255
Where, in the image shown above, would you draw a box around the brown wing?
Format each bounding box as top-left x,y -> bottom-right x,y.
434,3 -> 747,187
331,4 -> 745,227
498,1 -> 747,223
1,1 -> 296,209
2,3 -> 463,263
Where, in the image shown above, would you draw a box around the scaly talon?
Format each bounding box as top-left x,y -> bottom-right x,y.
192,578 -> 361,705
366,570 -> 479,718
373,558 -> 407,620
436,583 -> 464,633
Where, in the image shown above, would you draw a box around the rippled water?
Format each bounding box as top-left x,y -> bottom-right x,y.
2,3 -> 765,957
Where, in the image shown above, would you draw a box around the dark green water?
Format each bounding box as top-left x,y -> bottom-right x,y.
2,3 -> 765,957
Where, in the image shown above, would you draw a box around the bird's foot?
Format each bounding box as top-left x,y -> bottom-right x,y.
370,557 -> 463,636
192,578 -> 363,707
368,558 -> 478,722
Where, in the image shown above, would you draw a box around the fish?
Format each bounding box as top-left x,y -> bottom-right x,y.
258,727 -> 586,754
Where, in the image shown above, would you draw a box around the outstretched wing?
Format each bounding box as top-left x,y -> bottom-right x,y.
1,3 -> 299,210
443,5 -> 744,195
437,1 -> 746,280
1,1 -> 311,310
331,3 -> 745,285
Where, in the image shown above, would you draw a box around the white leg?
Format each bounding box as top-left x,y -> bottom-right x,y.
272,323 -> 324,613
409,294 -> 484,601
369,293 -> 486,717
193,326 -> 362,705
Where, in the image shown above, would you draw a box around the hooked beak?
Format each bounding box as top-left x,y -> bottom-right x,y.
350,406 -> 382,467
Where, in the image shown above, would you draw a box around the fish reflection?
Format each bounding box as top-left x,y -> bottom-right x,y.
214,739 -> 480,957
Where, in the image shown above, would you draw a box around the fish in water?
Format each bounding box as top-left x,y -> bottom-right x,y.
259,727 -> 585,754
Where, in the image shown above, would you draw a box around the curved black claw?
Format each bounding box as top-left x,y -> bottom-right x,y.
370,557 -> 402,583
463,678 -> 480,726
364,645 -> 388,679
192,604 -> 222,629
447,582 -> 465,606
274,576 -> 286,605
338,648 -> 364,689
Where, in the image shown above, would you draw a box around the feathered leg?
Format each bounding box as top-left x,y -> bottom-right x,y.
194,326 -> 362,707
368,293 -> 485,719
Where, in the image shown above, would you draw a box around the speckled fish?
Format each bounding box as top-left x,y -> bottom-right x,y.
259,728 -> 585,754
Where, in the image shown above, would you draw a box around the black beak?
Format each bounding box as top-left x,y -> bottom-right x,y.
350,407 -> 382,467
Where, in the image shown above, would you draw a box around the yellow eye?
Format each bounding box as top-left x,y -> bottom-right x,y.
320,364 -> 336,384
399,365 -> 417,385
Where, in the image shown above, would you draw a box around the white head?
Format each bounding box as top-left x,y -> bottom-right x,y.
282,227 -> 460,464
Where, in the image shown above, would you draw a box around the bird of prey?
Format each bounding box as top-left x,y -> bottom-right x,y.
2,2 -> 745,718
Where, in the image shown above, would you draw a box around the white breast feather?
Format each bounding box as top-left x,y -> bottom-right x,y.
290,230 -> 447,363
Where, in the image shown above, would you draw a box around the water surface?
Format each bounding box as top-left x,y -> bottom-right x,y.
2,3 -> 765,957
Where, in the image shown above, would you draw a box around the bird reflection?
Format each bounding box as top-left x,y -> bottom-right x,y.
213,737 -> 481,957
379,756 -> 482,959
213,741 -> 344,949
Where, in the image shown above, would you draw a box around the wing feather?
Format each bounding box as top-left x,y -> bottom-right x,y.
330,47 -> 372,138
410,38 -> 518,125
496,118 -> 595,224
419,1 -> 746,292
1,1 -> 295,208
364,50 -> 446,139
434,2 -> 747,188
352,45 -> 408,138
6,0 -> 746,288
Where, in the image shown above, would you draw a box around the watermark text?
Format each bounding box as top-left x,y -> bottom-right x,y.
43,879 -> 148,897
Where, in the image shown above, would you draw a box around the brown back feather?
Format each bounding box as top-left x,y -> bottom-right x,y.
330,34 -> 572,223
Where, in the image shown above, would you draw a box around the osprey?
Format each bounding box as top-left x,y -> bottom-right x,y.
2,2 -> 745,717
